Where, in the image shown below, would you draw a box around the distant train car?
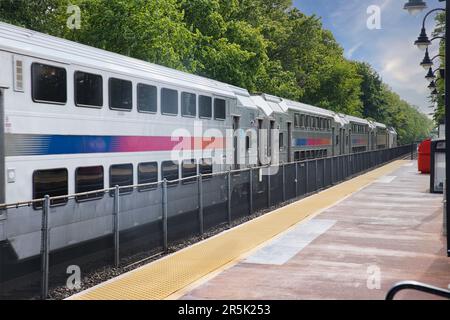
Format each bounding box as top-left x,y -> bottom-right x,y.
0,22 -> 398,262
375,122 -> 389,149
347,115 -> 370,153
387,127 -> 398,148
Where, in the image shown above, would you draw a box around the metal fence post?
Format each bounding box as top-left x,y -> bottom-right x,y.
305,162 -> 309,193
315,159 -> 318,191
40,195 -> 50,300
113,185 -> 120,268
282,163 -> 286,202
198,174 -> 204,235
162,179 -> 168,253
411,143 -> 414,160
323,158 -> 326,187
295,162 -> 299,197
227,170 -> 232,226
331,157 -> 334,185
267,165 -> 271,206
249,167 -> 253,215
347,155 -> 350,177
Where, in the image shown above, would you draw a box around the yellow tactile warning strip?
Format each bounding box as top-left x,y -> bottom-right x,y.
69,160 -> 409,300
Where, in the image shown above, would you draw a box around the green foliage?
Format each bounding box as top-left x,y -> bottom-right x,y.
432,12 -> 445,124
0,0 -> 433,143
355,62 -> 433,144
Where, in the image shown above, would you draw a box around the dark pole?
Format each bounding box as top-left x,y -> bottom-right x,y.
445,0 -> 449,257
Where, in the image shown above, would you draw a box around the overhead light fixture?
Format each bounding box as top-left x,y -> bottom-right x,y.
420,48 -> 433,69
428,80 -> 437,91
425,67 -> 436,82
415,28 -> 431,50
431,88 -> 438,97
403,0 -> 427,15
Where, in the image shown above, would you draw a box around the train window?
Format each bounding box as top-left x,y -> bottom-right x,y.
137,84 -> 157,113
300,115 -> 305,127
182,159 -> 197,184
33,168 -> 68,209
109,78 -> 132,111
199,158 -> 213,177
199,95 -> 212,119
75,166 -> 104,201
161,88 -> 178,115
74,71 -> 103,108
31,63 -> 67,104
246,135 -> 251,150
181,92 -> 197,117
300,151 -> 306,161
306,151 -> 311,159
110,164 -> 133,195
328,119 -> 331,130
324,150 -> 327,157
294,113 -> 300,127
162,161 -> 179,185
305,115 -> 310,129
138,162 -> 158,191
279,132 -> 284,149
214,98 -> 226,120
336,135 -> 339,145
294,151 -> 300,161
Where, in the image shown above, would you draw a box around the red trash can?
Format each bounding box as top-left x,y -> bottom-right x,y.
417,139 -> 431,174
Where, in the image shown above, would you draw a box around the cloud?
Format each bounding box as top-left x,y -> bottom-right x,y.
346,42 -> 363,59
294,0 -> 442,115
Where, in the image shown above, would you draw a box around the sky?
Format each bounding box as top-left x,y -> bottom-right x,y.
293,0 -> 444,117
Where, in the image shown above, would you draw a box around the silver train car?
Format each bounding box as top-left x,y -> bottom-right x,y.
0,22 -> 397,262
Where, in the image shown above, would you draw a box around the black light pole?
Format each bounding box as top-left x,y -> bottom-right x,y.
445,0 -> 449,257
404,0 -> 449,257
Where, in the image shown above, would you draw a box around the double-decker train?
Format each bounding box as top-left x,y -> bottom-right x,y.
0,22 -> 397,263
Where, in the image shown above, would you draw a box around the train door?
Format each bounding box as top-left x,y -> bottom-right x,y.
257,119 -> 264,165
232,116 -> 240,169
0,89 -> 4,204
268,120 -> 275,163
287,122 -> 292,162
332,127 -> 335,156
349,128 -> 352,153
371,131 -> 377,150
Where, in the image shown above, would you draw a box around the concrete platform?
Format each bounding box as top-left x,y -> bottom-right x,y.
178,161 -> 449,300
70,160 -> 449,300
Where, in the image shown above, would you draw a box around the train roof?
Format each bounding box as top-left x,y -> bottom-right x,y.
0,22 -> 235,98
345,115 -> 370,126
228,85 -> 258,110
374,122 -> 387,129
0,22 -> 393,132
249,95 -> 275,116
387,127 -> 397,134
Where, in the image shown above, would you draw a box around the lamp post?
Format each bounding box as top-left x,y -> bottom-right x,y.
420,48 -> 444,69
426,68 -> 444,84
404,0 -> 449,257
